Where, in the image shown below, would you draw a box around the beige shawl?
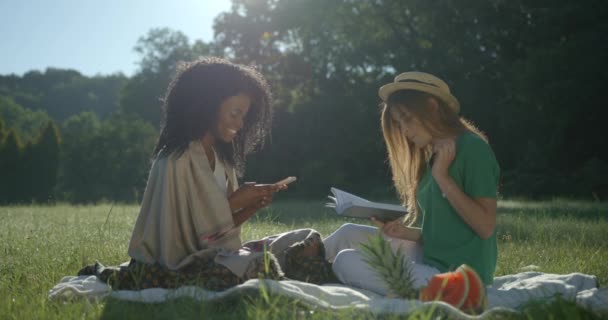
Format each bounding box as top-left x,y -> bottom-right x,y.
128,141 -> 256,276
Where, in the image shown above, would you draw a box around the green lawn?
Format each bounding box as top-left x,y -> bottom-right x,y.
1,199 -> 607,319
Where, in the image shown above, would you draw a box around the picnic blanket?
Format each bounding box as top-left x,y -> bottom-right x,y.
49,271 -> 607,318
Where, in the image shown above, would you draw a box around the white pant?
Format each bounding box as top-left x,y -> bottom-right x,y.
323,223 -> 439,295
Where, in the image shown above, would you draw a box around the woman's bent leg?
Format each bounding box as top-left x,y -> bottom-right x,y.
332,249 -> 390,295
323,223 -> 378,262
332,249 -> 440,295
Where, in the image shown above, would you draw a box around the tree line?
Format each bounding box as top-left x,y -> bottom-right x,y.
1,0 -> 607,203
0,105 -> 155,203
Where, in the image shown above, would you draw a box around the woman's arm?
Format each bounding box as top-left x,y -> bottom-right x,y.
228,183 -> 278,212
229,183 -> 285,226
232,206 -> 259,227
434,175 -> 497,239
371,218 -> 423,243
432,139 -> 497,239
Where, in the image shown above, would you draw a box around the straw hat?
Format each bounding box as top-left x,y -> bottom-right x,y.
378,72 -> 460,113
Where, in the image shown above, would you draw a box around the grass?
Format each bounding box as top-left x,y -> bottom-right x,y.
1,199 -> 607,319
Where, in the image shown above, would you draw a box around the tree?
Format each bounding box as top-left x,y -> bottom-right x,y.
0,130 -> 24,203
28,121 -> 61,202
0,117 -> 6,143
0,69 -> 127,122
95,113 -> 156,202
0,118 -> 6,201
58,111 -> 156,203
0,96 -> 51,141
119,28 -> 216,126
214,0 -> 608,198
58,112 -> 101,202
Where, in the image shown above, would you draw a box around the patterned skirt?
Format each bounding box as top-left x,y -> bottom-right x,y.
78,230 -> 337,291
78,250 -> 281,291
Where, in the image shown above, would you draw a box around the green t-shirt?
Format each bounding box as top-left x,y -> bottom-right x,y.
418,131 -> 500,285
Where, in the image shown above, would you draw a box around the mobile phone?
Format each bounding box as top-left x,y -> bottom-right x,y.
274,176 -> 297,185
253,176 -> 297,188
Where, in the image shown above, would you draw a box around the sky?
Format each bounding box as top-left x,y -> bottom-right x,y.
0,0 -> 232,77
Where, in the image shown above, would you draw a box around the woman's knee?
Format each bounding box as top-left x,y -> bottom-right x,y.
331,249 -> 362,278
324,223 -> 378,262
331,249 -> 389,295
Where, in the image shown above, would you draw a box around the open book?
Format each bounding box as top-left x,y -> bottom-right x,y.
325,187 -> 407,222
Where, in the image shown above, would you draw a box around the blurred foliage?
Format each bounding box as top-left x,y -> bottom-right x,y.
0,0 -> 606,203
0,121 -> 60,203
57,112 -> 156,202
0,96 -> 52,141
215,0 -> 608,199
119,28 -> 220,126
0,68 -> 127,121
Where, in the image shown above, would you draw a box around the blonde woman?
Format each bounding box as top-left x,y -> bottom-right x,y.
323,72 -> 500,295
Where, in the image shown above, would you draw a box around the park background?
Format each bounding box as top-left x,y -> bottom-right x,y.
2,1 -> 608,319
1,0 -> 607,204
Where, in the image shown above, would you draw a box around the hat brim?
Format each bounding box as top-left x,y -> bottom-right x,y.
378,82 -> 460,113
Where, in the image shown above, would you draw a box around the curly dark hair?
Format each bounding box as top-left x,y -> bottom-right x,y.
153,57 -> 272,176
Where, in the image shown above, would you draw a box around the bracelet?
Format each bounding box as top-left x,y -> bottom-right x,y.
440,184 -> 452,198
435,176 -> 451,198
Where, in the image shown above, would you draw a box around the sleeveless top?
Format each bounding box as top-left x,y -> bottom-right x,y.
212,148 -> 227,194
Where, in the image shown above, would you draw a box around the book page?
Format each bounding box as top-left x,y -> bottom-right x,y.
327,187 -> 407,222
342,206 -> 406,222
361,200 -> 406,212
329,187 -> 406,216
325,196 -> 337,208
331,187 -> 371,207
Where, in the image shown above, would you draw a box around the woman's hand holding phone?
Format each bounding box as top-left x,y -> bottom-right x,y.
229,176 -> 297,212
229,176 -> 297,226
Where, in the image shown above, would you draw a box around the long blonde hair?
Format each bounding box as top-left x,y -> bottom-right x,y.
381,90 -> 486,226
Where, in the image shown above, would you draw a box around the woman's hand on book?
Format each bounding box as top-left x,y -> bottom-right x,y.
371,217 -> 422,242
371,218 -> 406,239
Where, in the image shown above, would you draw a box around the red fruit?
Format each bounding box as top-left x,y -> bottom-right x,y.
419,264 -> 487,314
419,267 -> 469,309
458,265 -> 487,313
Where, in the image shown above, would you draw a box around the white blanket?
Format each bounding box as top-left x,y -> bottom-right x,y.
48,272 -> 608,318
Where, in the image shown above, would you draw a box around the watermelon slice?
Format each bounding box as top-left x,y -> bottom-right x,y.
419,267 -> 469,309
419,264 -> 487,314
458,265 -> 487,314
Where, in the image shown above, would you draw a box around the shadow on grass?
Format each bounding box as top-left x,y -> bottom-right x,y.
98,292 -> 608,320
516,296 -> 605,320
100,296 -> 240,320
99,293 -> 373,320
